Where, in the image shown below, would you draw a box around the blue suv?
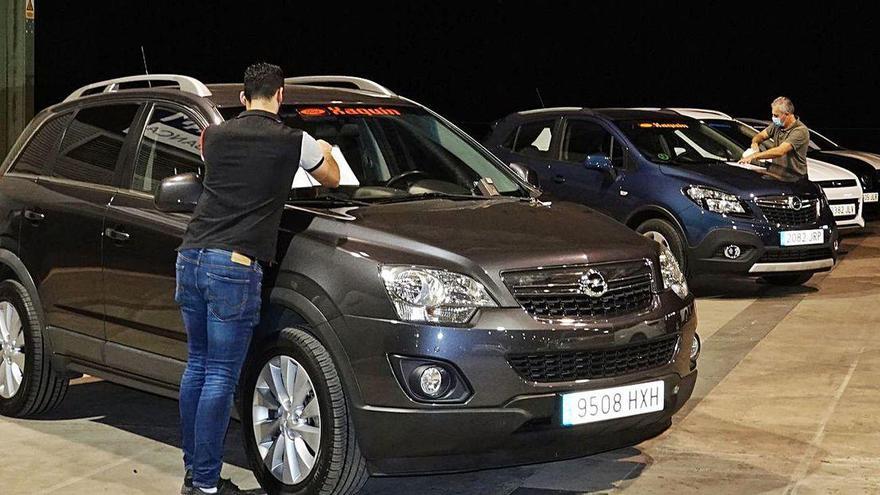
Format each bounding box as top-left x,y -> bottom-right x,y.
486,108 -> 838,286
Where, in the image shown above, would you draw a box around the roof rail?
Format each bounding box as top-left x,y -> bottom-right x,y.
63,74 -> 213,102
284,75 -> 396,97
665,107 -> 734,119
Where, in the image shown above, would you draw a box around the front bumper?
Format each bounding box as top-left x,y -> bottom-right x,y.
329,293 -> 698,474
688,224 -> 838,276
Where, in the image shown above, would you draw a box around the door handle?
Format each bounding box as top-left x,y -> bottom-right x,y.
104,227 -> 131,242
553,175 -> 566,184
23,209 -> 45,222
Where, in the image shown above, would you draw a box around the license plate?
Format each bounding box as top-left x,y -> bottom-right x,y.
830,203 -> 857,217
865,192 -> 879,203
561,380 -> 664,426
780,229 -> 824,246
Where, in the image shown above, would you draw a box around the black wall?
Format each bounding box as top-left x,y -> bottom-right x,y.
36,1 -> 880,151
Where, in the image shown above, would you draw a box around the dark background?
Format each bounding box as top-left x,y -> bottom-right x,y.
35,2 -> 880,150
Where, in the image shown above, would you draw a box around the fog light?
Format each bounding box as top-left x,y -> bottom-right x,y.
690,333 -> 701,361
723,244 -> 742,259
419,366 -> 445,397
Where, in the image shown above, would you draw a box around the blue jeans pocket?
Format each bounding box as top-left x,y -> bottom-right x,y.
206,270 -> 251,321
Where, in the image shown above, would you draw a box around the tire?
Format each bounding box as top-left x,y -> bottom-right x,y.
636,218 -> 689,275
761,273 -> 813,286
0,279 -> 69,417
241,327 -> 368,495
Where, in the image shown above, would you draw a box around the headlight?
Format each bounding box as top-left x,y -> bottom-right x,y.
684,186 -> 745,214
380,266 -> 496,324
659,247 -> 688,299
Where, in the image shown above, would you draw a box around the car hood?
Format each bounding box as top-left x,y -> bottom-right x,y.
823,150 -> 880,171
806,158 -> 858,182
657,161 -> 819,197
291,198 -> 661,275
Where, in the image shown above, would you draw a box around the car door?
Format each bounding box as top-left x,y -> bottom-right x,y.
102,102 -> 206,382
545,118 -> 637,219
492,118 -> 560,186
16,103 -> 143,363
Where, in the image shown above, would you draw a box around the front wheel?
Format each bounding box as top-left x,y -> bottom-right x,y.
241,327 -> 368,495
761,273 -> 813,286
636,218 -> 689,276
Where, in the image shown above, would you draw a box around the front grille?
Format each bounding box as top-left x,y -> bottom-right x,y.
507,334 -> 680,383
755,196 -> 818,226
816,179 -> 858,189
502,261 -> 656,322
759,247 -> 833,263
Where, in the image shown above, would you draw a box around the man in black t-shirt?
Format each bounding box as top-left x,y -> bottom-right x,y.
175,63 -> 339,495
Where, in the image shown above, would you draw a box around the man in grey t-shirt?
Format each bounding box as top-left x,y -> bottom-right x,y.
739,96 -> 810,177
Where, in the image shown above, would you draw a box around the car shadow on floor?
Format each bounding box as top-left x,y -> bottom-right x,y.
32,378 -> 252,470
30,378 -> 655,494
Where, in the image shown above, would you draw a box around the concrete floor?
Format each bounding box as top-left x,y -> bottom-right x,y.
3,224 -> 880,494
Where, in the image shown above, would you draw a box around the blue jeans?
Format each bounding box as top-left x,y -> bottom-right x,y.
175,248 -> 263,488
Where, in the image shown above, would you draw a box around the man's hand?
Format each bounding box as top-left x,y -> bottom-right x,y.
738,154 -> 757,164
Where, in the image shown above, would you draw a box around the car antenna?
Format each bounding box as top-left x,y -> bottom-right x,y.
535,87 -> 545,108
140,45 -> 152,88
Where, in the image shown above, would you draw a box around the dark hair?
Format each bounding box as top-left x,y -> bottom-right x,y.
243,62 -> 284,101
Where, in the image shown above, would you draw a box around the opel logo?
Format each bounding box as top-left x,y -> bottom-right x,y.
579,269 -> 608,298
787,196 -> 803,210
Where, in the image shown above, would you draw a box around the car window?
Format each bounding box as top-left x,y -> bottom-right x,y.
510,120 -> 555,158
9,113 -> 72,175
620,120 -> 743,164
53,104 -> 141,186
562,120 -> 621,165
132,105 -> 204,194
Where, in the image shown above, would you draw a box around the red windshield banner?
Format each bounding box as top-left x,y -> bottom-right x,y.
297,106 -> 403,117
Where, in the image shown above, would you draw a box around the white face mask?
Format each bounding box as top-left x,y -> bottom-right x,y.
772,115 -> 784,127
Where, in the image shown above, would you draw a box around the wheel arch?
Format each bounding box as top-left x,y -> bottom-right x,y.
625,206 -> 690,246
0,248 -> 47,334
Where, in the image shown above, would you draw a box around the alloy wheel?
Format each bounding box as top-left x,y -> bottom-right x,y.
643,230 -> 671,251
252,355 -> 322,485
0,301 -> 25,399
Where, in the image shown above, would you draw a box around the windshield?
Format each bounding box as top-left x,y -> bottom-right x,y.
220,105 -> 524,204
618,119 -> 745,164
703,119 -> 759,149
808,128 -> 840,151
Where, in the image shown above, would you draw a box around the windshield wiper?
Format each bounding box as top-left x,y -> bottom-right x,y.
375,191 -> 498,204
287,192 -> 371,206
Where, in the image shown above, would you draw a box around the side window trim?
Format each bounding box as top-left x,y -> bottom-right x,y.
560,117 -> 632,169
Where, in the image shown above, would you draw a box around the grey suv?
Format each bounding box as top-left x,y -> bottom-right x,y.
0,74 -> 699,494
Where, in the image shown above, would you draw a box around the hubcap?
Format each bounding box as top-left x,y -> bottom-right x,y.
252,355 -> 321,485
0,301 -> 25,399
643,230 -> 671,251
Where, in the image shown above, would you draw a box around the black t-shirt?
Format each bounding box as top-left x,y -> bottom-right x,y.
178,110 -> 324,263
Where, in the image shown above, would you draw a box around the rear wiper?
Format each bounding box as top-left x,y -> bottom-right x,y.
287,192 -> 371,206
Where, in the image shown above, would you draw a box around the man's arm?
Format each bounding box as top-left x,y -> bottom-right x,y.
750,128 -> 770,151
299,132 -> 340,187
741,142 -> 794,163
310,140 -> 341,188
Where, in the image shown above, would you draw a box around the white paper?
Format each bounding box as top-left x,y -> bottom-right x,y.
291,145 -> 361,189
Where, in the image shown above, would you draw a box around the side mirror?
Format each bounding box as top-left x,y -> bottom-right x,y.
584,154 -> 614,173
509,162 -> 540,187
154,173 -> 203,213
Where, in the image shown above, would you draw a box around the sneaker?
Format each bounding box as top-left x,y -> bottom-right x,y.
180,470 -> 193,495
194,478 -> 248,494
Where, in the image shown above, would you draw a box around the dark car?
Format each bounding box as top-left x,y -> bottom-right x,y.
485,108 -> 839,286
739,117 -> 880,216
0,75 -> 698,494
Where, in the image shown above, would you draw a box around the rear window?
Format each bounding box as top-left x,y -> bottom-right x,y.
9,113 -> 72,175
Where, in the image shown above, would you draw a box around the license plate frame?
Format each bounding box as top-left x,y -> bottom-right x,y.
830,203 -> 857,217
560,380 -> 665,426
780,229 -> 825,247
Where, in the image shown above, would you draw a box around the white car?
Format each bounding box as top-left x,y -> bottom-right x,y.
666,108 -> 865,229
